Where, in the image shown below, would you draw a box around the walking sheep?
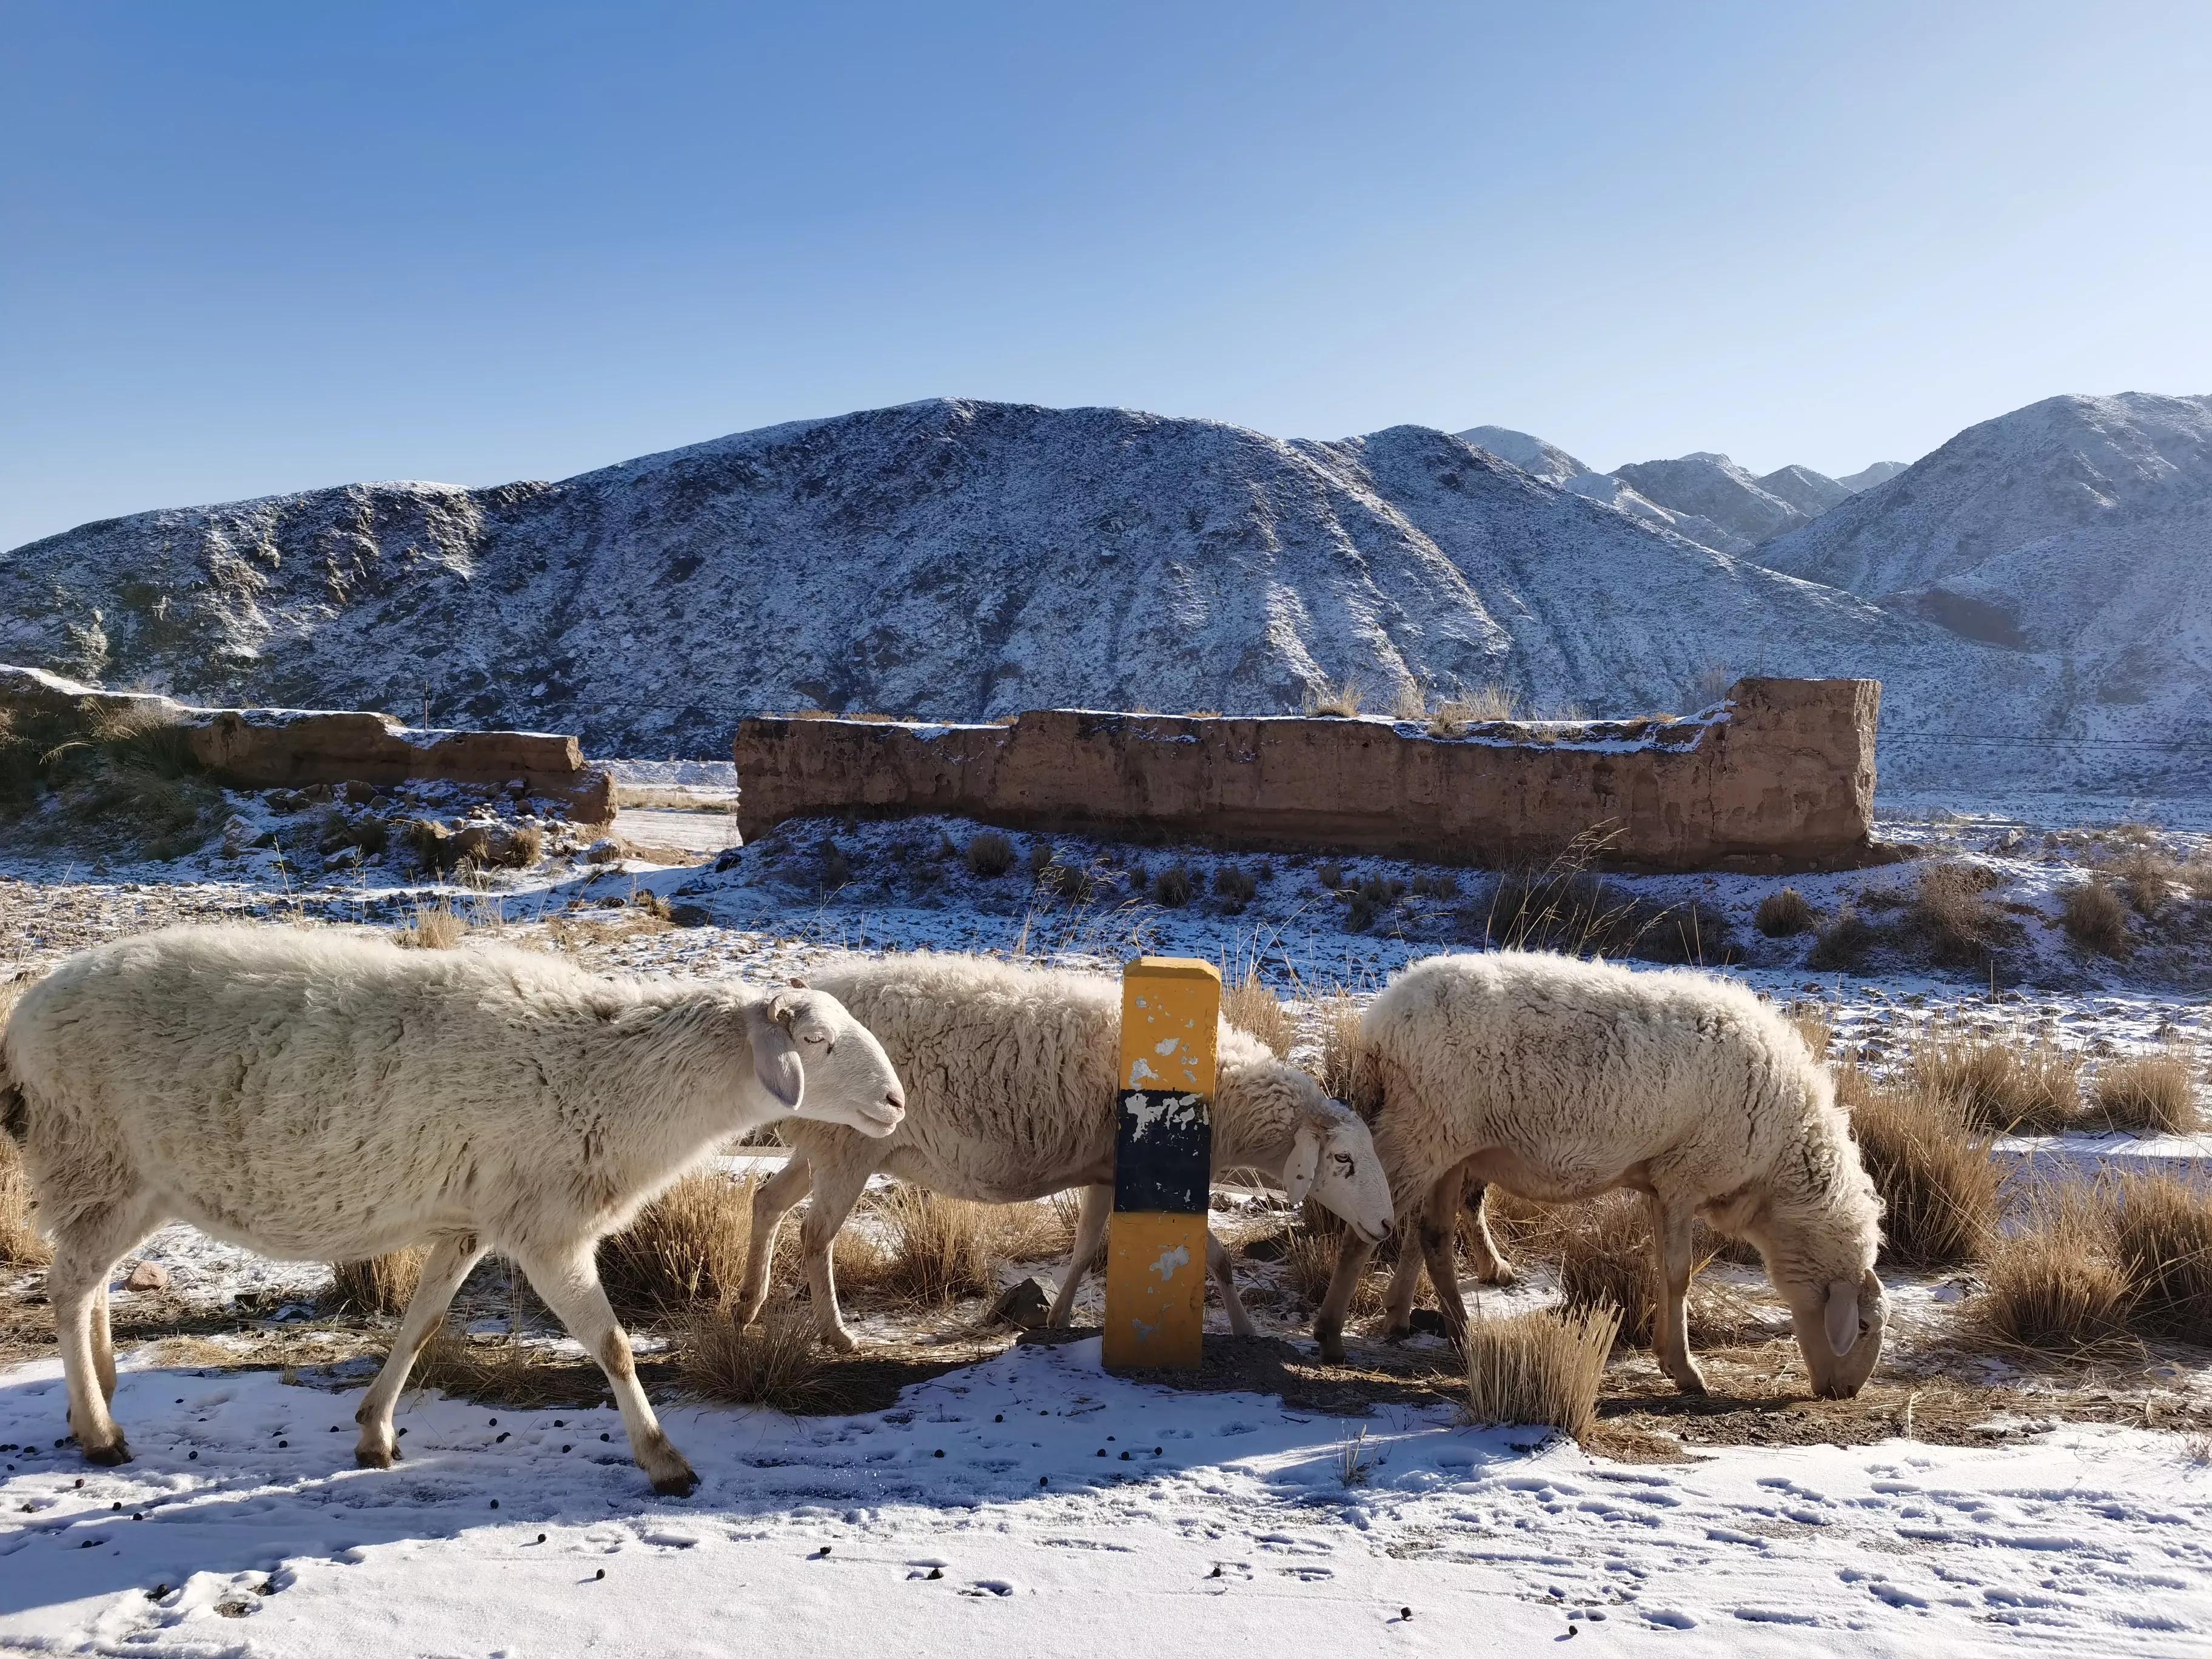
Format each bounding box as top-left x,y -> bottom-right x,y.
1,925 -> 907,1491
732,954 -> 1395,1350
1315,952 -> 1885,1399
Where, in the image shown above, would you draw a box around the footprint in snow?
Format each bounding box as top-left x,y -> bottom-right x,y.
958,1579 -> 1015,1597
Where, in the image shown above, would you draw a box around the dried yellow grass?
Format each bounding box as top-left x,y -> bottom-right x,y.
393,899 -> 471,950
327,1248 -> 427,1316
1975,1190 -> 2132,1354
1313,988 -> 1367,1107
1462,1305 -> 1620,1444
2090,1051 -> 2202,1136
1490,1190 -> 1758,1348
598,1171 -> 765,1319
681,1307 -> 833,1409
1911,1025 -> 2082,1134
2105,1172 -> 2212,1339
0,1134 -> 50,1267
415,1331 -> 574,1407
1222,964 -> 1294,1058
1838,1065 -> 1999,1269
836,1185 -> 1048,1307
1301,677 -> 1365,718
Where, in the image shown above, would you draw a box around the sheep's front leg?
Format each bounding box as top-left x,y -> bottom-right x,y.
514,1243 -> 697,1497
354,1233 -> 485,1469
1416,1171 -> 1472,1351
1047,1184 -> 1111,1327
50,1194 -> 163,1465
1646,1195 -> 1707,1395
1204,1232 -> 1257,1337
1313,1232 -> 1378,1363
732,1156 -> 812,1327
796,1161 -> 874,1352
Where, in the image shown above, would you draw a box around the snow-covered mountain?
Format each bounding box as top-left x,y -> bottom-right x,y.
4,398 -> 2071,788
1453,426 -> 1750,551
1757,392 -> 2212,764
1757,464 -> 1855,520
1611,452 -> 1814,551
1838,460 -> 1908,492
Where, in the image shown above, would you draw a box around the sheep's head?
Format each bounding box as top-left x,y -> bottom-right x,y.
1281,1097 -> 1394,1245
1783,1267 -> 1886,1400
1718,1187 -> 1885,1400
746,979 -> 905,1138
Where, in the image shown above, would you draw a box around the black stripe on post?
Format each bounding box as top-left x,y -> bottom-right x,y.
1114,1088 -> 1213,1214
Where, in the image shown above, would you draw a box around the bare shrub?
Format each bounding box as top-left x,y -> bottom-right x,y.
1388,681 -> 1429,722
2061,882 -> 2131,956
1478,866 -> 1732,965
1806,905 -> 1879,971
1911,1027 -> 2081,1134
1838,1067 -> 1997,1269
964,831 -> 1016,877
681,1307 -> 831,1409
1150,864 -> 1195,907
0,1134 -> 51,1267
1755,888 -> 1818,937
1315,860 -> 1344,890
1213,865 -> 1258,905
327,1248 -> 427,1316
2105,1173 -> 2212,1341
1222,965 -> 1293,1057
2090,1051 -> 2202,1136
1975,1191 -> 2131,1353
393,900 -> 470,950
1680,663 -> 1734,712
1462,1305 -> 1620,1445
1410,871 -> 1459,900
1895,862 -> 2010,970
598,1171 -> 758,1319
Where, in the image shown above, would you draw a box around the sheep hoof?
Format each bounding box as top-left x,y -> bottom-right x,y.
355,1442 -> 397,1470
1315,1324 -> 1346,1364
1669,1367 -> 1709,1396
820,1327 -> 859,1355
82,1437 -> 132,1467
1478,1261 -> 1518,1287
651,1466 -> 700,1498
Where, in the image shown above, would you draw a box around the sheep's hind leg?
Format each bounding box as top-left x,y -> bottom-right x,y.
1461,1179 -> 1516,1285
514,1242 -> 697,1497
354,1233 -> 486,1470
1046,1185 -> 1111,1327
1416,1171 -> 1472,1352
732,1156 -> 811,1327
1645,1195 -> 1708,1395
50,1195 -> 163,1465
1204,1232 -> 1257,1338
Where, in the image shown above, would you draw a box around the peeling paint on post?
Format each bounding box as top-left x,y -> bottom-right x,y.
1103,957 -> 1218,1370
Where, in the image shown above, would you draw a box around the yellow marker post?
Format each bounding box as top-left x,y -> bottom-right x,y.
1102,957 -> 1219,1370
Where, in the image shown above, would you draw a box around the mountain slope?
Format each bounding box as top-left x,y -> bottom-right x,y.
0,397 -> 2082,788
1838,461 -> 1908,492
1758,464 -> 1854,519
1611,452 -> 1813,549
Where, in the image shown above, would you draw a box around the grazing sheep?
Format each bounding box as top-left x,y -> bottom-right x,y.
1316,952 -> 1885,1399
1,925 -> 906,1490
732,954 -> 1394,1350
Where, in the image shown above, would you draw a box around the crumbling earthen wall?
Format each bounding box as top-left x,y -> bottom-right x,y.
732,678 -> 1880,871
0,665 -> 612,822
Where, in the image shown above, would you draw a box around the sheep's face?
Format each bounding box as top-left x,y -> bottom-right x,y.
1283,1108 -> 1394,1244
1783,1267 -> 1886,1399
747,984 -> 906,1138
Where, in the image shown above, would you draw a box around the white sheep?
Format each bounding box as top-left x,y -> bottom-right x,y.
731,953 -> 1395,1350
1314,951 -> 1885,1399
0,925 -> 906,1491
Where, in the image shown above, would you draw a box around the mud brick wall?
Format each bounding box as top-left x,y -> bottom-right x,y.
1,665 -> 613,822
732,677 -> 1881,873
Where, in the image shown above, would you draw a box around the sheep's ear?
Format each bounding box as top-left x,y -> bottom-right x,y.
1823,1278 -> 1860,1358
1282,1124 -> 1322,1208
747,999 -> 805,1110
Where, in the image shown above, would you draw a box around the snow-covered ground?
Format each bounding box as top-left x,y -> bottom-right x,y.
4,794 -> 2210,1654
5,1340 -> 2210,1657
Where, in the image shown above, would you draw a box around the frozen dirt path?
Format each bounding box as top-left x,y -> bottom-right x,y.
2,1340 -> 2209,1657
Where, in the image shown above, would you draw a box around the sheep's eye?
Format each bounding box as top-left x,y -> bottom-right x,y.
1333,1153 -> 1353,1170
1858,1318 -> 1872,1336
803,1033 -> 828,1048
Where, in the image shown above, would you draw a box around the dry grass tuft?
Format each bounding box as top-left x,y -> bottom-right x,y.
1222,964 -> 1294,1057
1755,888 -> 1819,937
1489,1191 -> 1758,1347
1313,989 -> 1369,1107
1301,677 -> 1365,718
1280,1228 -> 1386,1318
681,1307 -> 833,1409
1806,905 -> 1880,971
2061,881 -> 2131,957
2089,1051 -> 2202,1136
393,899 -> 471,950
1895,862 -> 2010,970
841,1185 -> 994,1306
1838,1067 -> 1998,1269
1427,683 -> 1521,734
0,1134 -> 51,1267
1150,864 -> 1195,907
1975,1191 -> 2132,1354
964,831 -> 1016,877
327,1248 -> 427,1316
2105,1173 -> 2212,1340
415,1331 -> 575,1407
1911,1026 -> 2082,1135
1786,1002 -> 1832,1061
1462,1305 -> 1620,1445
598,1172 -> 760,1320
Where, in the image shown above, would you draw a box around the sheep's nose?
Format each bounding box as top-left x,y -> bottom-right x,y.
884,1087 -> 906,1114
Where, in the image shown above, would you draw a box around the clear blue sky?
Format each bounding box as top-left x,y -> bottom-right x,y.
5,1 -> 2208,549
